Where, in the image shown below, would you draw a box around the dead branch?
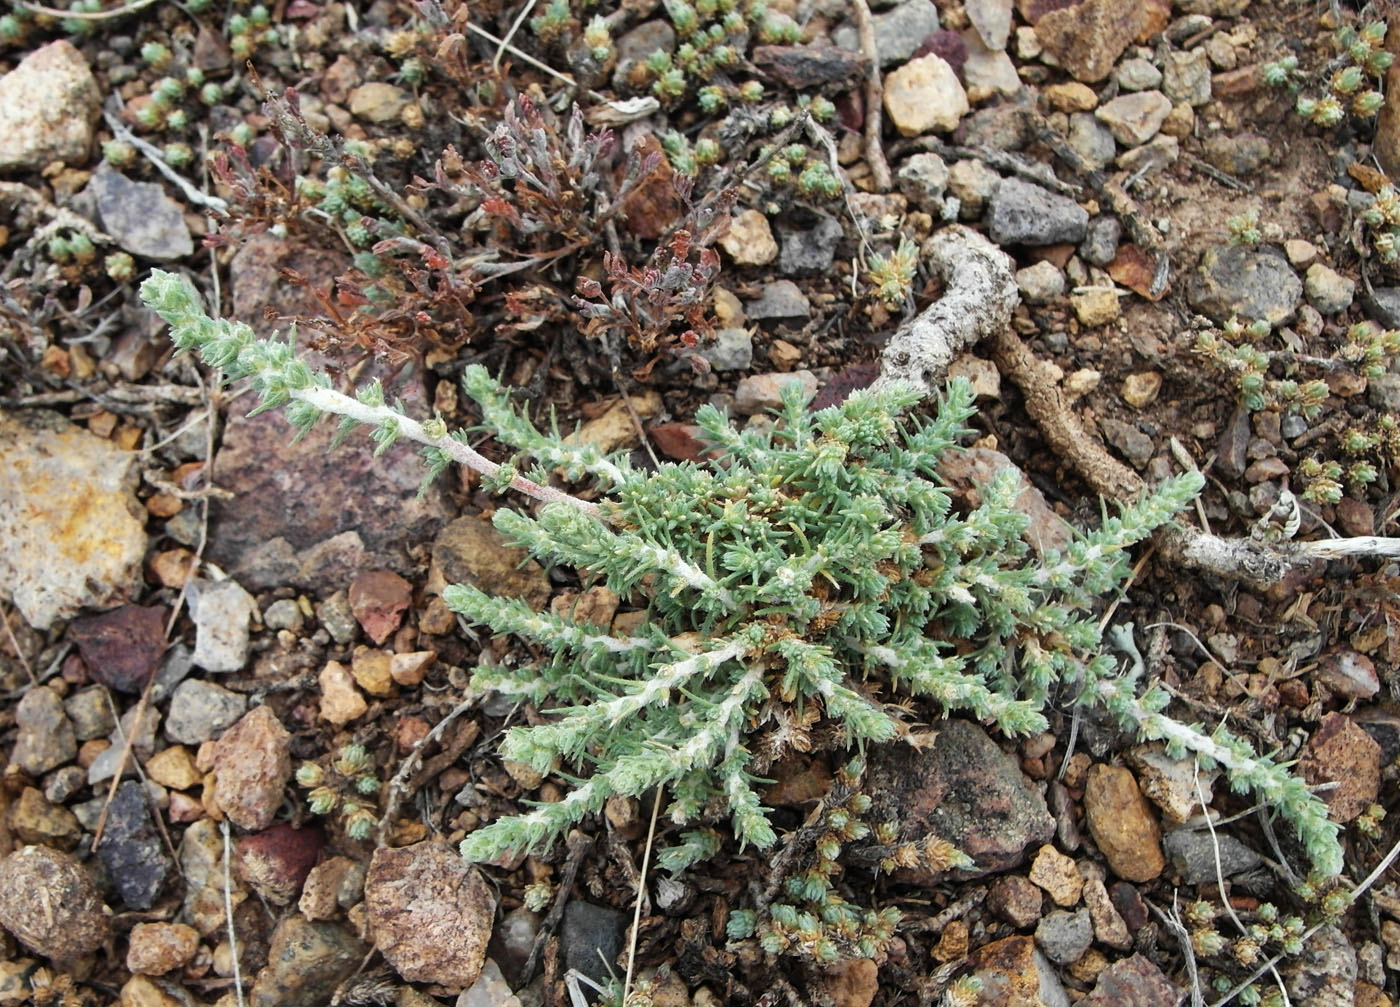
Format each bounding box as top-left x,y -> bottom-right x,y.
879,237 -> 1400,587
852,0 -> 893,192
873,225 -> 1017,393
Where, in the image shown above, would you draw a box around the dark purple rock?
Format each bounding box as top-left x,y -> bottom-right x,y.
70,604 -> 167,694
913,29 -> 968,80
97,780 -> 171,910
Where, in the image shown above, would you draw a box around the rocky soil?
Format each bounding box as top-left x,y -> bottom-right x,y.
0,0 -> 1399,1005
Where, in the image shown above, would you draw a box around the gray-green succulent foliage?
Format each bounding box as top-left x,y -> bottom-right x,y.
139,268 -> 1345,879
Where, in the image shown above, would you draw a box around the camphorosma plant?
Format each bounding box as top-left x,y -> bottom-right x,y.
140,269 -> 1345,878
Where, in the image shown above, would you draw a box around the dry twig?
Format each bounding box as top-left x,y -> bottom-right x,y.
851,0 -> 893,192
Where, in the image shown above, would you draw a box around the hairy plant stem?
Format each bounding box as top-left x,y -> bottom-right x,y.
293,385 -> 601,517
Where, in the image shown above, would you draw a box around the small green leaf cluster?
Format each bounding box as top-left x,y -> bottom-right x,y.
133,58 -> 227,138
227,4 -> 276,62
139,269 -> 1348,884
1187,880 -> 1355,1007
866,238 -> 920,308
1226,209 -> 1262,247
298,166 -> 399,248
1194,315 -> 1399,504
660,129 -> 724,176
296,744 -> 381,840
46,231 -> 97,267
1275,20 -> 1393,127
764,143 -> 842,199
1193,317 -> 1330,415
725,759 -> 963,963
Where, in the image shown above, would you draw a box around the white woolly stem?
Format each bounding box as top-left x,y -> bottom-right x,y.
294,385 -> 600,517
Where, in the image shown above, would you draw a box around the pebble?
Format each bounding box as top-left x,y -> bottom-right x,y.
947,158 -> 1002,218
99,779 -> 173,910
719,209 -> 778,267
745,279 -> 811,321
1033,0 -> 1169,83
0,845 -> 110,959
188,578 -> 257,672
1095,91 -> 1172,146
965,0 -> 1014,50
733,371 -> 820,414
752,45 -> 865,90
1370,373 -> 1400,411
1126,744 -> 1216,824
236,823 -> 325,905
1029,845 -> 1082,906
1081,954 -> 1181,1007
146,745 -> 202,790
1121,371 -> 1162,408
0,410 -> 147,629
458,959 -> 522,1007
1067,113 -> 1117,170
299,856 -> 366,921
1044,82 -> 1098,112
1116,135 -> 1178,174
120,975 -> 184,1007
351,646 -> 394,697
166,679 -> 247,745
1161,49 -> 1212,105
1016,261 -> 1066,303
1115,58 -> 1162,91
10,786 -> 81,846
43,765 -> 86,804
561,901 -> 628,990
776,209 -> 843,276
65,686 -> 115,741
1083,764 -> 1165,881
1316,648 -> 1379,700
568,390 -> 660,457
1187,245 -> 1302,326
1282,925 -> 1358,1007
867,720 -> 1054,884
262,598 -> 304,633
884,54 -> 969,136
967,935 -> 1069,1007
1304,263 -> 1355,314
1082,879 -> 1132,950
319,660 -> 368,725
427,516 -> 552,611
249,915 -> 365,1007
348,82 -> 410,123
1201,132 -> 1272,176
347,569 -> 412,645
310,592 -> 354,646
896,152 -> 950,209
701,329 -> 754,372
988,875 -> 1043,928
90,167 -> 194,261
366,843 -> 495,990
769,339 -> 803,370
832,0 -> 941,67
127,922 -> 200,975
1071,288 -> 1120,326
390,650 -> 436,687
1300,712 -> 1381,823
962,35 -> 1022,98
1284,239 -> 1319,269
1161,828 -> 1262,883
987,177 -> 1089,246
0,41 -> 101,170
71,603 -> 167,694
1035,909 -> 1093,965
12,685 -> 77,776
210,705 -> 292,832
